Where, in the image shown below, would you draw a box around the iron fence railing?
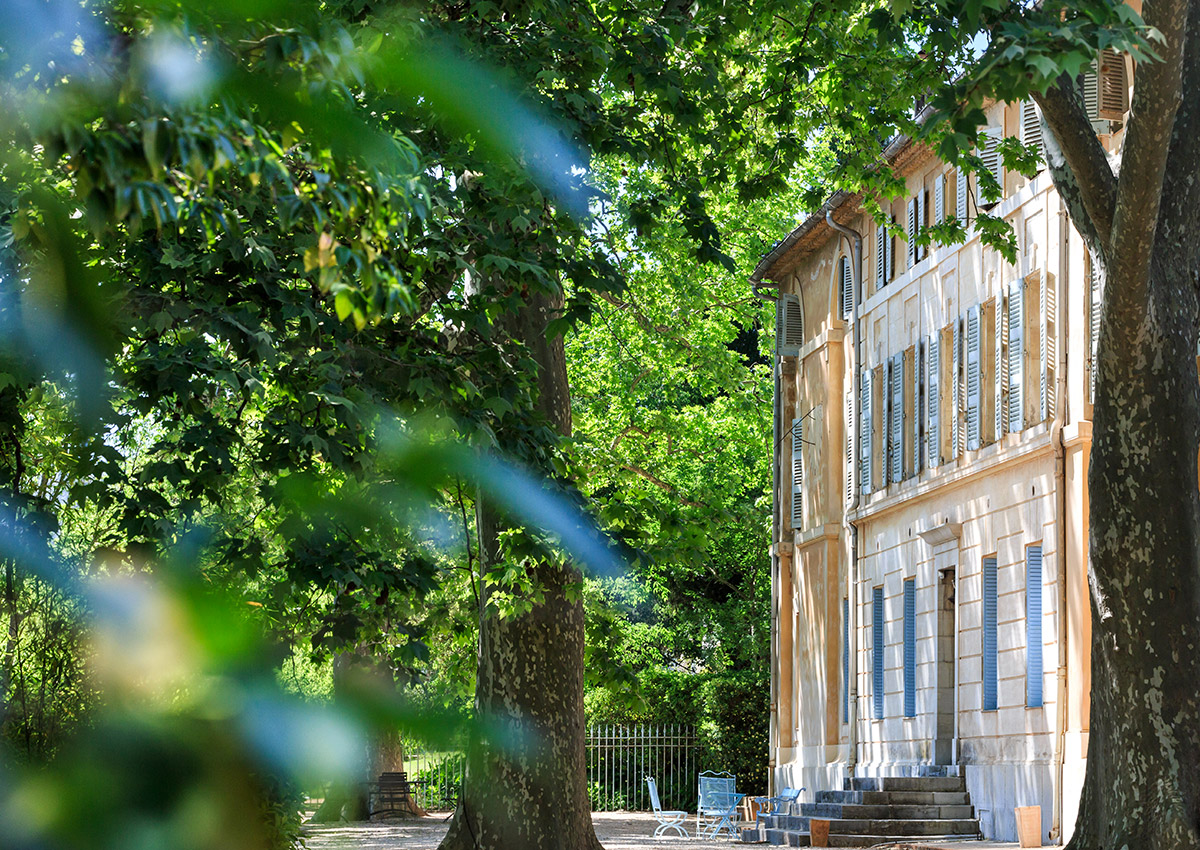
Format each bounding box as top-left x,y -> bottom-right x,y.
586,723 -> 698,813
401,723 -> 699,813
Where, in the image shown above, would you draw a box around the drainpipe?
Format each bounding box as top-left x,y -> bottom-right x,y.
754,278 -> 781,793
826,211 -> 863,776
1050,197 -> 1071,844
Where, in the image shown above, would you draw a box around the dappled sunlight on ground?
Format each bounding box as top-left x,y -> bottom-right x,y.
301,811 -> 746,849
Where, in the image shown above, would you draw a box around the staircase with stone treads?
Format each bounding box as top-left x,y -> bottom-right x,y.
742,774 -> 981,846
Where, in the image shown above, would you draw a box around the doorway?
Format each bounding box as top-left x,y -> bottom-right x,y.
934,566 -> 956,765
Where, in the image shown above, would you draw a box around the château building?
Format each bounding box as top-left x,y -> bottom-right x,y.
751,53 -> 1132,843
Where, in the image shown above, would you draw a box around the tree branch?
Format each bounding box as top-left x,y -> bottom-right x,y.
1109,0 -> 1189,293
1034,74 -> 1118,256
1157,0 -> 1200,279
619,464 -> 706,508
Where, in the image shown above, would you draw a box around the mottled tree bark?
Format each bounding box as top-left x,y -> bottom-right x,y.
1034,0 -> 1200,844
439,288 -> 602,850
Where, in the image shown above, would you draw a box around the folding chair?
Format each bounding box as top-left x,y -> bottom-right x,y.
645,777 -> 689,837
697,770 -> 743,839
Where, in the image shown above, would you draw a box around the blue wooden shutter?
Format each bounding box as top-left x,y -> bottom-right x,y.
1027,545 -> 1044,707
1008,280 -> 1024,431
876,222 -> 887,289
916,342 -> 925,474
934,173 -> 946,228
873,585 -> 885,719
841,256 -> 854,320
966,307 -> 981,450
927,335 -> 939,466
1041,274 -> 1056,421
1022,100 -> 1045,166
917,189 -> 927,261
983,556 -> 998,711
907,197 -> 918,267
890,354 -> 903,483
885,216 -> 895,283
1089,261 -> 1101,402
996,286 -> 1008,439
791,417 -> 804,529
861,370 -> 873,495
952,318 -> 962,457
956,167 -> 969,224
903,578 -> 916,717
778,294 -> 803,356
843,597 -> 850,723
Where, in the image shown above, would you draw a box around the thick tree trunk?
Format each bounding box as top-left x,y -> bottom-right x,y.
439,289 -> 602,850
1067,254 -> 1200,849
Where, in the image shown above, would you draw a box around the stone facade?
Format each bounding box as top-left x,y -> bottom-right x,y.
751,89 -> 1135,843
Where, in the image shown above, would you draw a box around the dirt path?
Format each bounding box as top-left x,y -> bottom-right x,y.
302,811 -> 743,849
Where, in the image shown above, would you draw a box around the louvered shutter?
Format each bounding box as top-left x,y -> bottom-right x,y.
885,216 -> 895,283
916,342 -> 925,474
843,597 -> 850,723
791,417 -> 804,529
934,174 -> 945,228
907,198 -> 918,266
966,307 -> 981,451
861,370 -> 873,495
979,128 -> 1003,203
876,222 -> 887,289
952,318 -> 962,457
903,579 -> 916,717
983,557 -> 998,711
778,294 -> 803,356
845,390 -> 853,505
1041,273 -> 1056,421
841,256 -> 854,320
1008,280 -> 1024,431
1021,100 -> 1045,167
1081,63 -> 1101,123
1089,261 -> 1101,402
917,190 -> 927,261
890,354 -> 904,484
927,335 -> 939,466
873,585 -> 885,719
996,286 -> 1008,439
956,167 -> 969,223
1026,545 -> 1044,708
1098,49 -> 1129,120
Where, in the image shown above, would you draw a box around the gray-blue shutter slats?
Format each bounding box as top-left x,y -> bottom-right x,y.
996,286 -> 1008,439
890,354 -> 904,483
903,579 -> 916,717
952,318 -> 962,457
1027,545 -> 1044,707
927,335 -> 940,466
916,342 -> 925,474
861,370 -> 873,495
791,417 -> 803,529
956,167 -> 969,224
907,197 -> 918,267
966,307 -> 982,451
1041,273 -> 1055,421
876,222 -> 887,289
885,216 -> 895,282
1008,279 -> 1024,431
778,294 -> 803,356
841,256 -> 854,321
843,597 -> 850,723
873,585 -> 885,719
983,556 -> 998,711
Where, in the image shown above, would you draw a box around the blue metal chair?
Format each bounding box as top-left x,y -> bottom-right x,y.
697,770 -> 743,839
645,777 -> 689,837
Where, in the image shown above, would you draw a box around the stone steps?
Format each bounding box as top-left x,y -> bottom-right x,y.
740,773 -> 980,845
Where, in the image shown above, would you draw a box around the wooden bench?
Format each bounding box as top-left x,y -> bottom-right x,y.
370,771 -> 415,817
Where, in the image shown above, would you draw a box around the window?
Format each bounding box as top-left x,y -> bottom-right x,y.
777,293 -> 803,356
860,370 -> 873,496
872,364 -> 885,491
843,597 -> 850,723
791,417 -> 803,530
1027,545 -> 1044,707
927,334 -> 940,467
982,556 -> 998,711
873,585 -> 885,719
903,578 -> 916,717
966,306 -> 982,451
979,127 -> 1003,205
889,354 -> 904,484
906,192 -> 929,267
838,256 -> 853,321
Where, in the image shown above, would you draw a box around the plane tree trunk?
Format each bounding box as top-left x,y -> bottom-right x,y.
1032,0 -> 1200,844
438,288 -> 602,850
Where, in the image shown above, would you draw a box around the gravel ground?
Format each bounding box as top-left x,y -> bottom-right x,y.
302,811 -> 745,849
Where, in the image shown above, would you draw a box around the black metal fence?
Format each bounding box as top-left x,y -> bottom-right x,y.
401,723 -> 699,813
586,723 -> 698,812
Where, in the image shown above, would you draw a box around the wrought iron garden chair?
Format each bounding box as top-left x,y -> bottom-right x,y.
645,777 -> 689,837
752,786 -> 804,818
697,770 -> 743,839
